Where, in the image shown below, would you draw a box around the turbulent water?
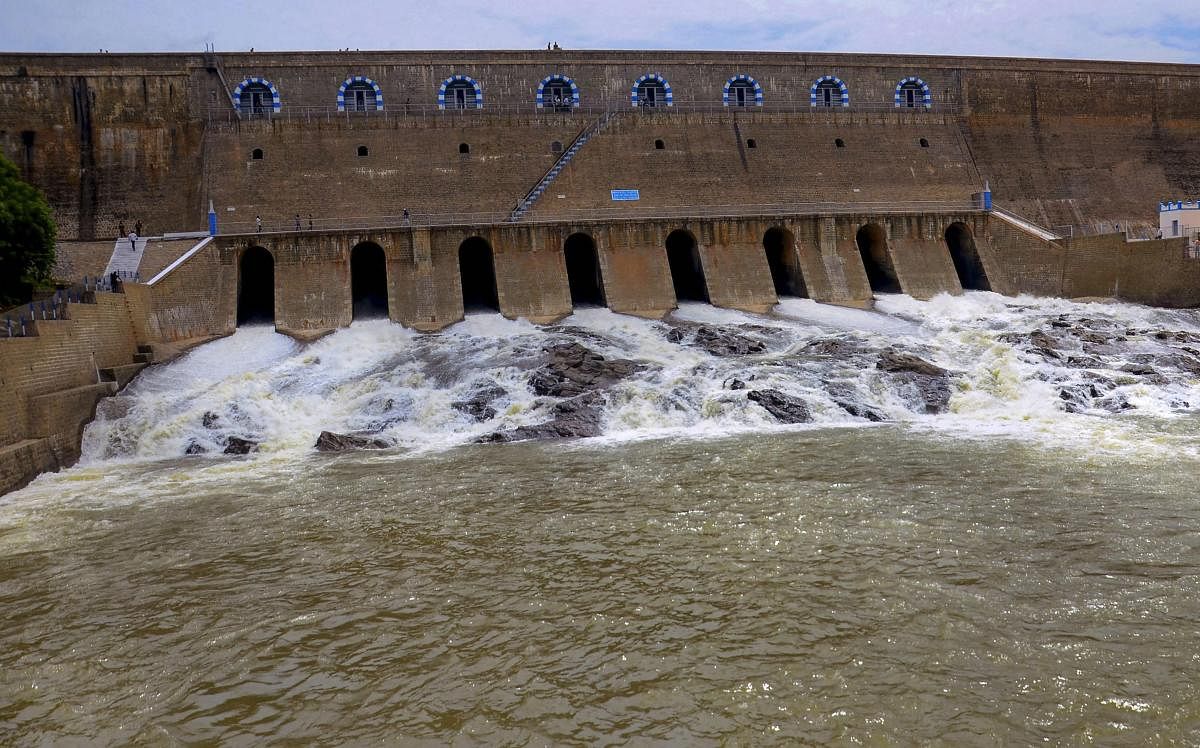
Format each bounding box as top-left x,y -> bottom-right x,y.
3,292 -> 1200,743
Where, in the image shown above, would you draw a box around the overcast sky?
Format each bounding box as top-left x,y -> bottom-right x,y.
3,0 -> 1197,63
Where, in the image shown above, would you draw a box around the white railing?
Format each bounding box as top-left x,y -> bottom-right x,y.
206,99 -> 963,124
216,199 -> 985,235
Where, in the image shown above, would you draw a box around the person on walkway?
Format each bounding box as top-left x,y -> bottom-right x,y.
128,230 -> 137,251
134,220 -> 142,236
256,215 -> 262,232
294,214 -> 301,231
308,214 -> 313,230
402,208 -> 411,226
118,221 -> 126,238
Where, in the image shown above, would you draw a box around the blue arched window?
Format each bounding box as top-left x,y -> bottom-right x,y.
537,74 -> 580,111
631,73 -> 672,108
338,76 -> 384,112
232,77 -> 281,116
810,76 -> 849,108
895,77 -> 932,109
439,75 -> 483,110
723,74 -> 762,107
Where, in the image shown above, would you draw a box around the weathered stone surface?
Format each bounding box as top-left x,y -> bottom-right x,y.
452,382 -> 506,422
876,349 -> 952,414
834,399 -> 889,422
747,389 -> 812,423
691,326 -> 767,356
528,342 -> 640,398
876,349 -> 948,378
314,431 -> 390,452
478,393 -> 605,443
223,437 -> 259,455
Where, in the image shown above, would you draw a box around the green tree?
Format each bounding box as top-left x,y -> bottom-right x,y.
0,153 -> 56,308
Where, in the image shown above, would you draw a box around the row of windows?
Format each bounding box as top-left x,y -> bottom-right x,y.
231,73 -> 935,114
247,137 -> 934,160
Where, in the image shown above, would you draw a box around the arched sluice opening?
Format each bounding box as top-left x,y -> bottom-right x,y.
351,242 -> 389,319
237,246 -> 275,325
638,79 -> 667,108
728,80 -> 755,107
458,237 -> 499,312
945,222 -> 991,291
239,82 -> 274,117
564,233 -> 605,307
344,81 -> 377,112
763,227 -> 807,298
665,229 -> 709,303
444,80 -> 478,110
856,224 -> 901,294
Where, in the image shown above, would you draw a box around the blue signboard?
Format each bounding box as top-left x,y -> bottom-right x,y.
611,189 -> 640,201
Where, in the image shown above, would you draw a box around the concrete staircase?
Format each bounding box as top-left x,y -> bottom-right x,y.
103,236 -> 149,280
510,111 -> 616,222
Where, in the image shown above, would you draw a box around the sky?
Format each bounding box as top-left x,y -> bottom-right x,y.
2,0 -> 1197,63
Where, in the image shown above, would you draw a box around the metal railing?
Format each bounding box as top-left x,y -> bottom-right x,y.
206,99 -> 962,124
217,199 -> 986,235
0,272 -> 142,339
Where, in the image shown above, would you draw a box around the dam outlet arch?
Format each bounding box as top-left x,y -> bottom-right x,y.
856,223 -> 902,294
458,237 -> 499,312
351,242 -> 389,319
237,246 -> 275,326
763,227 -> 807,298
945,222 -> 991,291
564,233 -> 606,307
666,229 -> 709,303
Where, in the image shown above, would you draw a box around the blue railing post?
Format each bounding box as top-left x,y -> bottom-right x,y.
208,200 -> 218,236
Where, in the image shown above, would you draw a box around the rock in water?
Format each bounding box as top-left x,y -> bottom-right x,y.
692,326 -> 766,356
314,431 -> 391,452
478,393 -> 605,443
451,381 -> 506,422
747,389 -> 812,423
223,437 -> 258,455
876,349 -> 952,414
528,342 -> 640,397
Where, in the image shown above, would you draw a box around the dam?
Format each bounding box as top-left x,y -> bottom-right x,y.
2,47 -> 1200,743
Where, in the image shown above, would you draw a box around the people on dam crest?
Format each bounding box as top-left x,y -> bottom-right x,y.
402,208 -> 410,225
308,214 -> 314,230
294,214 -> 301,231
256,215 -> 262,232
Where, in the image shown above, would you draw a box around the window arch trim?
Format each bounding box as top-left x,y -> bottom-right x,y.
894,76 -> 932,108
536,74 -> 580,108
438,74 -> 484,109
232,77 -> 282,114
722,74 -> 763,106
337,75 -> 384,111
810,75 -> 850,108
630,73 -> 673,107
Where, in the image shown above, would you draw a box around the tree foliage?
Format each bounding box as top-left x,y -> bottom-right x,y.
0,153 -> 56,308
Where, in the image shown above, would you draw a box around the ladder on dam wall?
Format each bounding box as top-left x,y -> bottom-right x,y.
204,48 -> 240,116
991,206 -> 1062,242
509,111 -> 616,222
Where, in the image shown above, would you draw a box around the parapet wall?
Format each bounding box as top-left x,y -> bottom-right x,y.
2,50 -> 1199,239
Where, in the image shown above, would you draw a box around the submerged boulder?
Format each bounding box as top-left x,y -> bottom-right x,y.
478,392 -> 605,443
223,437 -> 259,455
747,389 -> 812,424
667,325 -> 767,356
528,342 -> 640,398
451,381 -> 506,422
876,349 -> 952,414
314,431 -> 391,452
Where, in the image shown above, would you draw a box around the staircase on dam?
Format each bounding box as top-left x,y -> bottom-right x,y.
509,111 -> 617,222
103,236 -> 149,280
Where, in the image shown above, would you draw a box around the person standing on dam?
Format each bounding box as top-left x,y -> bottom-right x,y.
128,230 -> 137,251
256,215 -> 262,233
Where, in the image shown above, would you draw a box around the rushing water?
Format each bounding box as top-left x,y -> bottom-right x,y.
3,293 -> 1200,744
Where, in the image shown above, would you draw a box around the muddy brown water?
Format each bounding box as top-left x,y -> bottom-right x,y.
3,425 -> 1199,744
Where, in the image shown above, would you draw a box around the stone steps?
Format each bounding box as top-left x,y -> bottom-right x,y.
103,236 -> 150,279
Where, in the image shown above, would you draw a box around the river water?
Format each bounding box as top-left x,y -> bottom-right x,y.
3,293 -> 1200,744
